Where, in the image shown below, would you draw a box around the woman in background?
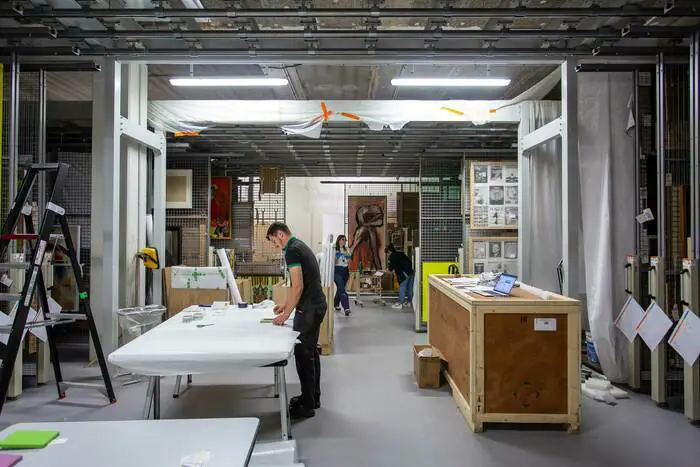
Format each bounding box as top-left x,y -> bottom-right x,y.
334,235 -> 353,316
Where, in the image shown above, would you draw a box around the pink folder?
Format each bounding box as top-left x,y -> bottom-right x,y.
0,454 -> 22,467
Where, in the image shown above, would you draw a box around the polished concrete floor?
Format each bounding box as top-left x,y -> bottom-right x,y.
1,302 -> 699,467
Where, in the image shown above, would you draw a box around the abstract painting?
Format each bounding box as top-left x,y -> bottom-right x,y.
347,196 -> 386,271
210,176 -> 232,240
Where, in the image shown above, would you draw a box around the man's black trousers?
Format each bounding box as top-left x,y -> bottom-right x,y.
293,305 -> 326,408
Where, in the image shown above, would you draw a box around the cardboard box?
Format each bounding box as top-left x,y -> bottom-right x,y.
235,278 -> 253,304
164,267 -> 228,318
413,344 -> 442,389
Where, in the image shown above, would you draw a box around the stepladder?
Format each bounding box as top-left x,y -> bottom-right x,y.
0,163 -> 116,415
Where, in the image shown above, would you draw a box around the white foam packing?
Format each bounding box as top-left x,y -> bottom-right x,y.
108,306 -> 299,376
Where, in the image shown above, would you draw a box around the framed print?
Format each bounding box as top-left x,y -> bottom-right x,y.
211,176 -> 233,240
347,196 -> 386,271
468,236 -> 518,275
166,169 -> 193,209
469,161 -> 519,230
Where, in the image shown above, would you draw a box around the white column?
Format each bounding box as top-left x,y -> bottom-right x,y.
90,58 -> 121,357
120,63 -> 149,308
517,103 -> 532,282
152,138 -> 166,306
560,59 -> 582,297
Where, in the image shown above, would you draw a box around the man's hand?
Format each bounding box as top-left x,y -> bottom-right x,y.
272,309 -> 291,326
273,304 -> 284,315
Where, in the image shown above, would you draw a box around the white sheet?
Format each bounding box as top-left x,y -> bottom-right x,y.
108,307 -> 299,376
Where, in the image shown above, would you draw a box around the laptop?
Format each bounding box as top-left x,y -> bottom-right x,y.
470,273 -> 517,297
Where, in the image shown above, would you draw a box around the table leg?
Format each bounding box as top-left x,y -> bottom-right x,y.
277,366 -> 291,440
153,376 -> 161,420
274,368 -> 280,398
143,377 -> 155,419
173,375 -> 182,398
187,374 -> 192,385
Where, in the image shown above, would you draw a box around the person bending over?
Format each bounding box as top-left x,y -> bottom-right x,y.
333,234 -> 354,316
386,243 -> 415,309
267,222 -> 327,419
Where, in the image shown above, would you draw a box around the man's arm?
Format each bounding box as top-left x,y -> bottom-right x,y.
285,266 -> 303,312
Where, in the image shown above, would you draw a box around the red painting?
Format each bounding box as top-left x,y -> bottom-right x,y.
348,196 -> 386,271
210,176 -> 232,240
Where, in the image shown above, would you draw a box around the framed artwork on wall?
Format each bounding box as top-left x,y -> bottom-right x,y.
210,176 -> 233,240
165,169 -> 193,209
347,196 -> 386,271
468,236 -> 518,275
469,161 -> 519,230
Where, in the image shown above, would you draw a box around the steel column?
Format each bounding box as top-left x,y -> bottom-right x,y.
517,103 -> 532,282
8,53 -> 19,214
38,68 -> 47,213
685,32 -> 700,422
152,141 -> 166,306
90,58 -> 122,358
652,55 -> 667,406
560,59 -> 582,298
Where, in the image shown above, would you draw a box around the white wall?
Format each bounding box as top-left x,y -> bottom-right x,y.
286,177 -> 345,252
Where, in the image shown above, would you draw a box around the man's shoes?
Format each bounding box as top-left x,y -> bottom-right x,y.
391,302 -> 403,309
290,395 -> 320,409
290,404 -> 315,420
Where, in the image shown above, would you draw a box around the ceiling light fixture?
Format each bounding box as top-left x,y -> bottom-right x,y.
169,77 -> 289,87
390,78 -> 511,87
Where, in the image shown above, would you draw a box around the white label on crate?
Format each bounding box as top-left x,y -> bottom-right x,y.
0,274 -> 13,287
534,318 -> 557,332
35,240 -> 47,265
24,268 -> 38,306
46,202 -> 65,216
21,204 -> 33,216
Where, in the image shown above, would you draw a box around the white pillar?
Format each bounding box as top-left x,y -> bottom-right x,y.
517,103 -> 532,282
120,63 -> 148,308
90,58 -> 121,357
560,59 -> 582,297
152,140 -> 166,306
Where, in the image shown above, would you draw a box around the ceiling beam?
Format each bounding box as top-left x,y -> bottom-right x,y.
7,6 -> 699,19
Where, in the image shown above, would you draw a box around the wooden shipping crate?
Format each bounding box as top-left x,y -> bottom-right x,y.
427,275 -> 581,433
272,281 -> 335,355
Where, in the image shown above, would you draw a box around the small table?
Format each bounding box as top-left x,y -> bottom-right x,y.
0,418 -> 259,467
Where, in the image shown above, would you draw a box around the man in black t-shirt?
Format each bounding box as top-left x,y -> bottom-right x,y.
267,222 -> 327,419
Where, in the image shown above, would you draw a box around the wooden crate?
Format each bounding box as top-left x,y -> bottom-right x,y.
272,281 -> 335,355
427,275 -> 581,433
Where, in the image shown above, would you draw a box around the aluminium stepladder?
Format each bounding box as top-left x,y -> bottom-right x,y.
0,163 -> 116,416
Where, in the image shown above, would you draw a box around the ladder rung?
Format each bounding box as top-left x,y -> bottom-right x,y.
59,381 -> 109,397
0,293 -> 22,301
31,163 -> 60,171
0,263 -> 30,270
0,234 -> 37,240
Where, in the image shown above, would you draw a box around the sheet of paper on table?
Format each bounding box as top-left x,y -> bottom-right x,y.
668,307 -> 700,366
615,295 -> 646,342
446,277 -> 479,285
636,301 -> 673,351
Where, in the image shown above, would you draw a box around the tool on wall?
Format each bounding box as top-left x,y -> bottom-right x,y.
0,163 -> 116,415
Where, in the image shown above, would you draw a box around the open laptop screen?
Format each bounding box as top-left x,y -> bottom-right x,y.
494,273 -> 517,295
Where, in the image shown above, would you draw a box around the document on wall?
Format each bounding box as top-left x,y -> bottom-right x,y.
615,295 -> 646,342
636,301 -> 673,351
668,308 -> 700,366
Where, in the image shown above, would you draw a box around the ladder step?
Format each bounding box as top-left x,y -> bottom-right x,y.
59,381 -> 109,398
31,163 -> 60,171
0,293 -> 22,301
0,234 -> 37,240
0,263 -> 30,270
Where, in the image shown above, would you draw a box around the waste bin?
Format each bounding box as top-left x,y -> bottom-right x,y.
116,305 -> 166,347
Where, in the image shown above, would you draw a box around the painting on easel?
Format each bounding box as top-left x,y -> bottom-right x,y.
210,176 -> 232,240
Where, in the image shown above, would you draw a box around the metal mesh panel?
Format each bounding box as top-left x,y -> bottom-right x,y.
420,158 -> 462,262
166,157 -> 209,267
661,63 -> 691,408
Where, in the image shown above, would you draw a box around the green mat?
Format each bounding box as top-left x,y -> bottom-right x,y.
0,430 -> 59,449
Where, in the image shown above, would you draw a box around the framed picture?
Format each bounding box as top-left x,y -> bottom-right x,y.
468,236 -> 518,275
211,176 -> 233,240
347,196 -> 386,271
166,169 -> 193,209
469,161 -> 519,230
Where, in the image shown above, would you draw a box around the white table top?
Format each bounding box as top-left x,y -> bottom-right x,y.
0,418 -> 259,467
108,307 -> 299,376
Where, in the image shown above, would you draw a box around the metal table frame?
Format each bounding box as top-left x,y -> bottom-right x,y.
142,361 -> 292,440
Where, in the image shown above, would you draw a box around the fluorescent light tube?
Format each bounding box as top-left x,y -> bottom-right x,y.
169,77 -> 289,87
391,78 -> 511,87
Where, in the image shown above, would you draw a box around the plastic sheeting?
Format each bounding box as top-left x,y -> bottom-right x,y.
577,72 -> 635,383
108,306 -> 299,376
147,100 -> 521,135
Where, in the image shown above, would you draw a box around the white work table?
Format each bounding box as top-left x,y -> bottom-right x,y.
108,307 -> 298,439
0,418 -> 259,467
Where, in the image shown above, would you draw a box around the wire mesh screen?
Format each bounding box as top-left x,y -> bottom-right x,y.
166,157 -> 209,267
420,158 -> 462,262
211,174 -> 286,278
661,63 -> 691,408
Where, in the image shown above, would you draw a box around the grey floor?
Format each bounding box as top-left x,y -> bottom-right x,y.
2,302 -> 699,467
